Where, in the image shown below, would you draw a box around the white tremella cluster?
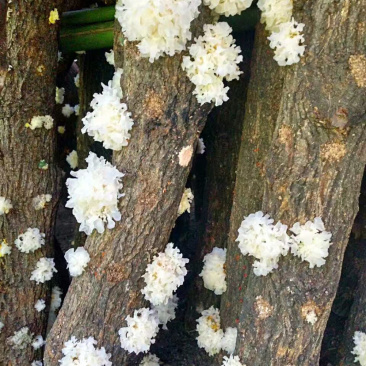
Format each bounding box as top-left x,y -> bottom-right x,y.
236,211 -> 291,276
118,308 -> 160,354
182,22 -> 243,106
55,87 -> 65,104
51,286 -> 63,311
59,336 -> 112,366
256,0 -> 305,66
66,150 -> 79,169
35,299 -> 46,312
352,331 -> 366,366
141,243 -> 188,306
204,0 -> 253,16
30,257 -> 57,284
105,49 -> 115,66
140,354 -> 161,366
27,115 -> 54,130
152,294 -> 178,330
32,194 -> 52,210
0,196 -> 12,215
199,247 -> 227,295
178,188 -> 194,216
236,212 -> 332,275
81,69 -> 134,151
32,335 -> 45,350
116,0 -> 201,62
0,239 -> 11,257
66,152 -> 124,235
14,228 -> 45,253
196,306 -> 237,356
222,355 -> 245,366
62,104 -> 75,118
64,247 -> 90,277
290,217 -> 332,268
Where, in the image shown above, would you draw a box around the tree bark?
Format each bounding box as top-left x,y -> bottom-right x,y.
221,1 -> 366,365
44,8 -> 213,365
0,0 -> 61,364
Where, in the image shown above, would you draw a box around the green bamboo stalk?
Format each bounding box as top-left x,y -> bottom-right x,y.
60,6 -> 260,53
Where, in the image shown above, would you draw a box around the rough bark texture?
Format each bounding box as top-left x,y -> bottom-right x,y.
44,9 -> 213,365
0,1 -> 60,364
184,31 -> 255,328
221,1 -> 366,365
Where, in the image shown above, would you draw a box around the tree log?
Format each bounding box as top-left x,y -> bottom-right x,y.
221,1 -> 366,365
44,8 -> 214,365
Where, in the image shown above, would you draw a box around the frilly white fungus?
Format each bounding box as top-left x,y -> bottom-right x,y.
119,308 -> 160,354
200,247 -> 227,295
59,336 -> 112,366
105,50 -> 115,66
197,138 -> 206,154
178,188 -> 194,216
15,228 -> 45,253
141,243 -> 188,306
257,0 -> 293,32
203,0 -> 253,16
0,239 -> 11,257
27,115 -> 54,130
35,299 -> 46,312
222,355 -> 245,366
268,18 -> 306,66
65,247 -> 90,277
116,0 -> 201,62
32,194 -> 52,210
182,22 -> 242,106
74,74 -> 80,88
30,257 -> 57,284
32,335 -> 45,349
196,306 -> 237,356
0,197 -> 12,215
305,310 -> 317,325
55,87 -> 65,104
51,286 -> 63,311
66,152 -> 124,235
7,327 -> 33,349
352,331 -> 366,366
152,294 -> 178,330
74,105 -> 80,116
290,217 -> 332,268
62,104 -> 75,118
81,69 -> 134,151
140,354 -> 161,366
236,211 -> 291,276
66,150 -> 79,169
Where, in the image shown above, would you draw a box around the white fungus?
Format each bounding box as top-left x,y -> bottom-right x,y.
200,247 -> 227,295
105,49 -> 115,66
35,299 -> 46,312
50,286 -> 63,311
290,217 -> 332,268
66,150 -> 79,169
152,294 -> 178,330
182,22 -> 242,106
221,327 -> 237,354
140,354 -> 161,366
32,194 -> 52,210
81,69 -> 134,151
197,138 -> 206,154
74,105 -> 80,116
27,115 -> 54,130
116,0 -> 201,62
62,104 -> 75,118
14,228 -> 45,253
118,308 -> 160,354
236,211 -> 291,276
0,239 -> 11,257
305,310 -> 318,325
203,0 -> 253,16
32,335 -> 45,350
74,74 -> 80,88
59,336 -> 112,366
141,243 -> 188,306
7,327 -> 33,350
55,87 -> 65,104
0,197 -> 12,215
65,247 -> 90,277
257,0 -> 293,32
268,18 -> 306,66
222,355 -> 245,366
352,331 -> 366,366
178,188 -> 194,216
66,152 -> 124,235
30,257 -> 57,284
